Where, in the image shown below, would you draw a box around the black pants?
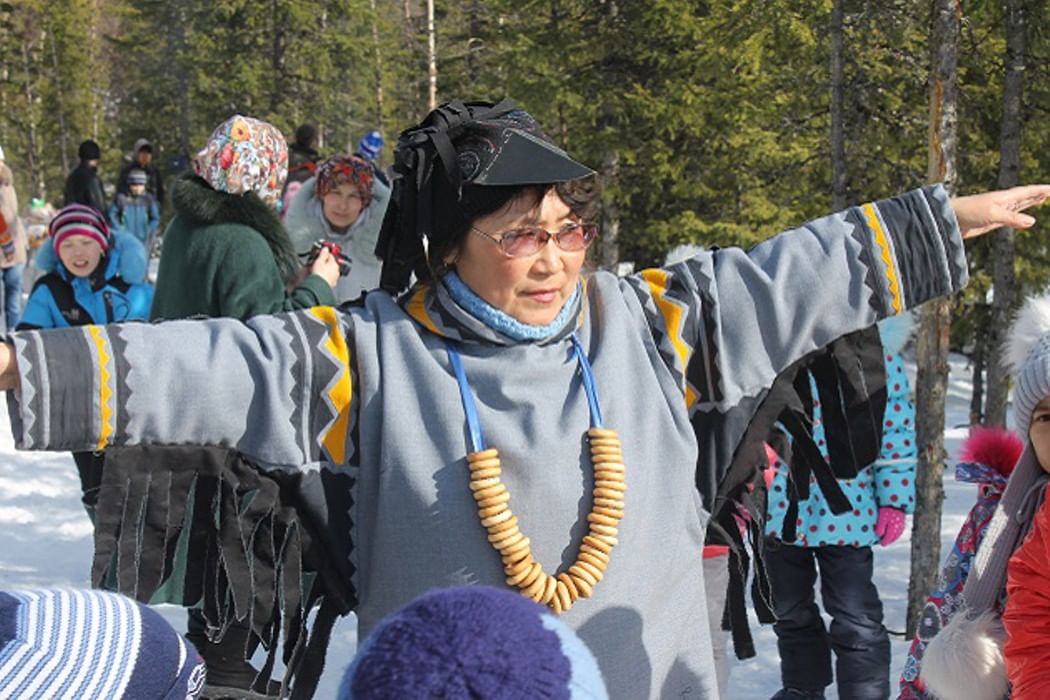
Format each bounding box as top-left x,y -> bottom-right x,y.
765,541 -> 890,700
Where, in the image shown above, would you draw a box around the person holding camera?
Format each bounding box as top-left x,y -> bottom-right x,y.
285,154 -> 389,303
151,115 -> 339,321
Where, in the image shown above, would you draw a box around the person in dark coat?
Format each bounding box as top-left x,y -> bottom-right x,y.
286,123 -> 320,186
116,138 -> 165,206
63,140 -> 106,214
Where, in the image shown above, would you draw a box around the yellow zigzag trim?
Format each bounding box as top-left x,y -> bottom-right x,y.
88,325 -> 114,451
862,203 -> 903,314
640,269 -> 698,407
310,307 -> 353,464
405,285 -> 441,336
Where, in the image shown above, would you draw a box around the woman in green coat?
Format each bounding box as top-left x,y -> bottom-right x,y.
144,115 -> 341,699
151,115 -> 340,321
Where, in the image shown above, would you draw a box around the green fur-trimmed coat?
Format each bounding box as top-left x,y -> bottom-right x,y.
151,174 -> 335,321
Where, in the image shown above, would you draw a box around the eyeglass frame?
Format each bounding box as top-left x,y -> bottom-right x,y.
469,221 -> 599,259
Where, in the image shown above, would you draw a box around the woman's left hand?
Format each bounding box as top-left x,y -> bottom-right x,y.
951,184 -> 1050,239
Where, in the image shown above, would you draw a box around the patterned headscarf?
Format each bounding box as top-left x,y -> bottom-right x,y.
315,155 -> 374,204
195,115 -> 288,209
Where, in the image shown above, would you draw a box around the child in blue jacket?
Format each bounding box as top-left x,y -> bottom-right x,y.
765,313 -> 917,700
18,203 -> 152,516
109,168 -> 160,254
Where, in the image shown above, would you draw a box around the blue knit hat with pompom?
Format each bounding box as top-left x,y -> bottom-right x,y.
340,586 -> 607,699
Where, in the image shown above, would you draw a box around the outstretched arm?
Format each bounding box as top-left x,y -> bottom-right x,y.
0,306 -> 356,469
629,184 -> 1050,415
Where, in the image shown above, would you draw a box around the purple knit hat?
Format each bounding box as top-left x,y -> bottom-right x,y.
0,588 -> 206,699
340,586 -> 607,699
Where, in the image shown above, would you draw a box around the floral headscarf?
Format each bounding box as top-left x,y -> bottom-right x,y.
315,155 -> 374,205
195,115 -> 288,209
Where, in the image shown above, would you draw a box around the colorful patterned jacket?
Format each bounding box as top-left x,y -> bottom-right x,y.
765,349 -> 917,547
898,428 -> 1023,699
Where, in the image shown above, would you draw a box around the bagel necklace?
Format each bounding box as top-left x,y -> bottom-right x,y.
445,335 -> 625,614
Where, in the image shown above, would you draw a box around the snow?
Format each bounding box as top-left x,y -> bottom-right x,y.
0,352 -> 994,698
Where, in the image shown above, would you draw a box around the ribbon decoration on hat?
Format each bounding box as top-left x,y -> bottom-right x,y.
375,99 -> 519,294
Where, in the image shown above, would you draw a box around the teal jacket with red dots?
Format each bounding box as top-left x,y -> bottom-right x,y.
765,348 -> 917,548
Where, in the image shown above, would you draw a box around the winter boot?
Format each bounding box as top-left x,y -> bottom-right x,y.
186,610 -> 283,700
770,689 -> 826,700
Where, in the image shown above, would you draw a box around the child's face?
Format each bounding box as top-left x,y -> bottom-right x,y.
1030,397 -> 1050,473
58,235 -> 104,278
130,183 -> 146,196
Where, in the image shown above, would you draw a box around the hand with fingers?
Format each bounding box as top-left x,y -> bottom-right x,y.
951,184 -> 1050,239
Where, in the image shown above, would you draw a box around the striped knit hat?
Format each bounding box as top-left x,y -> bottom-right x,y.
0,588 -> 206,699
50,203 -> 110,253
341,586 -> 607,699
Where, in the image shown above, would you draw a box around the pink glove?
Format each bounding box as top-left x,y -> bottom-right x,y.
874,506 -> 907,547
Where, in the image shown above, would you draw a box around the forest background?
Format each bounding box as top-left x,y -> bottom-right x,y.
1,0 -> 1049,632
1,1 -> 1049,350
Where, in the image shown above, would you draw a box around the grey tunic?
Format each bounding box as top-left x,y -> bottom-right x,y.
6,186 -> 966,699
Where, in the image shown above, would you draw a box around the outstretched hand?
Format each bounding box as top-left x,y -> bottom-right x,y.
951,185 -> 1050,239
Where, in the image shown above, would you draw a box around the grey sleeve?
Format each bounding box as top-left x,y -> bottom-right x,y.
625,184 -> 967,412
6,306 -> 357,469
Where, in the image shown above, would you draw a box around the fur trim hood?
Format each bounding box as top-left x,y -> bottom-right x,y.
35,230 -> 149,283
920,610 -> 1007,700
1006,294 -> 1050,374
172,174 -> 298,279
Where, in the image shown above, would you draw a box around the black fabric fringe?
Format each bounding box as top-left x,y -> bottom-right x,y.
93,445 -> 353,699
697,325 -> 888,660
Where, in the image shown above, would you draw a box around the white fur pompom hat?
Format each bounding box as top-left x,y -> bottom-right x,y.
1006,294 -> 1050,433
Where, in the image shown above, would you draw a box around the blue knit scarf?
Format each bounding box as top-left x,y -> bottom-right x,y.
442,271 -> 580,343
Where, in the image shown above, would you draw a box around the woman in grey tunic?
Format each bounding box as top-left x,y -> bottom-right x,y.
0,100 -> 1047,699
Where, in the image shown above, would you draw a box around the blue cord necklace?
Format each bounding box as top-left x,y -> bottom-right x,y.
445,335 -> 627,613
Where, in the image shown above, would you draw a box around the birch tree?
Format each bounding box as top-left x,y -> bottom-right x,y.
907,0 -> 960,637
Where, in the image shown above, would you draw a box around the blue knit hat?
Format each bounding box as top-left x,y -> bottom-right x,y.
0,588 -> 206,699
340,586 -> 607,699
356,130 -> 384,162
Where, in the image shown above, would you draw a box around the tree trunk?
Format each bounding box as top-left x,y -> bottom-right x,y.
370,0 -> 385,133
269,0 -> 284,115
46,23 -> 70,175
906,0 -> 960,638
595,1 -> 619,270
985,0 -> 1026,428
467,0 -> 480,87
426,0 -> 437,110
402,0 -> 422,124
970,312 -> 986,425
830,0 -> 847,210
597,145 -> 620,270
19,40 -> 44,200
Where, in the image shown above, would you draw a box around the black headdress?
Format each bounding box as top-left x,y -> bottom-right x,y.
375,99 -> 594,294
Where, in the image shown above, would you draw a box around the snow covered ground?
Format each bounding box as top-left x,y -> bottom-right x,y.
0,352 -> 987,698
